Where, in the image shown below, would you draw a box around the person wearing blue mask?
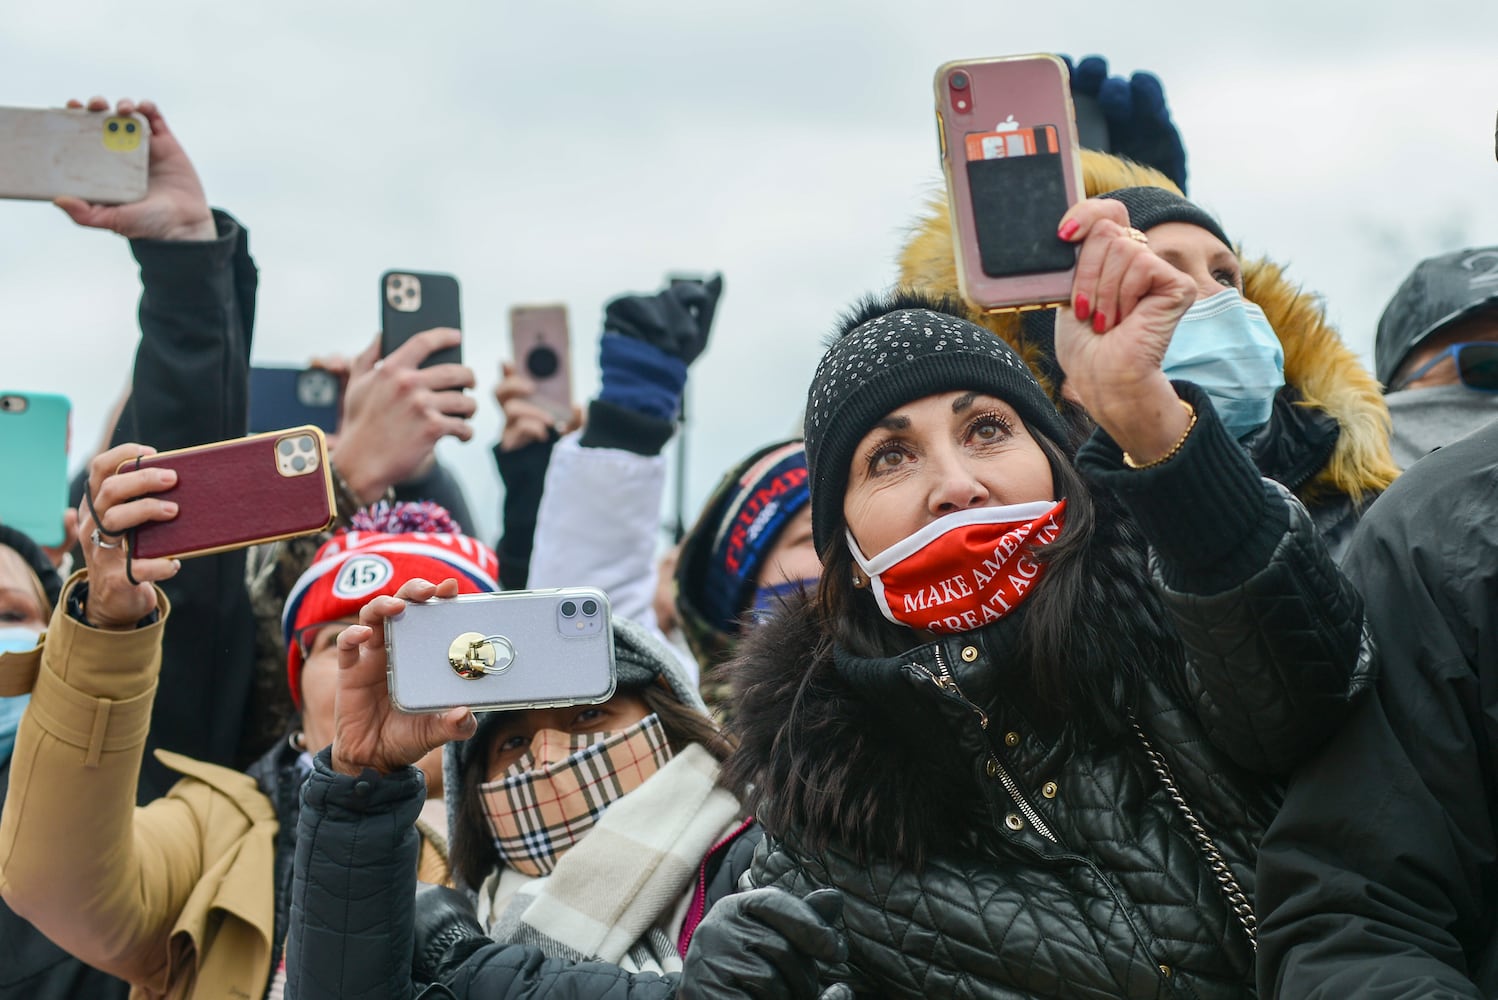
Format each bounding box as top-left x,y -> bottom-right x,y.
899,152 -> 1399,561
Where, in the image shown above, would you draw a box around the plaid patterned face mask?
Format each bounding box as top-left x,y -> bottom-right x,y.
480,713 -> 674,877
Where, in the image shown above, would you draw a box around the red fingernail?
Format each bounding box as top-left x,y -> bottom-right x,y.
1057,219 -> 1080,241
1074,294 -> 1090,321
1092,311 -> 1107,334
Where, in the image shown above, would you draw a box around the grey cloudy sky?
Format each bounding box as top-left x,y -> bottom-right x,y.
4,0 -> 1496,544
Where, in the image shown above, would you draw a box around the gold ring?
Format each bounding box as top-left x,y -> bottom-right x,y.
1125,227 -> 1149,245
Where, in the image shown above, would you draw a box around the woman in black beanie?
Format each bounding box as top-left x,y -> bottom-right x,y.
678,200 -> 1372,999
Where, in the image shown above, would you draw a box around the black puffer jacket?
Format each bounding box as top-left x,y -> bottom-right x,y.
725,387 -> 1373,999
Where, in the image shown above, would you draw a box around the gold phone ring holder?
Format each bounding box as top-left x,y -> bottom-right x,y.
448,631 -> 516,679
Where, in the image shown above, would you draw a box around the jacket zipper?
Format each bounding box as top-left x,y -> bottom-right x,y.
921,645 -> 1057,844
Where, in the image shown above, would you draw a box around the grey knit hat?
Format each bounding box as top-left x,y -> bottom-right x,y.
803,294 -> 1071,556
1098,186 -> 1231,250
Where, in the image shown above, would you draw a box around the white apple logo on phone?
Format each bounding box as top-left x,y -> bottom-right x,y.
995,115 -> 1020,132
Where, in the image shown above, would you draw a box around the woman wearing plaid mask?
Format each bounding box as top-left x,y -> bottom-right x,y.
281,579 -> 816,998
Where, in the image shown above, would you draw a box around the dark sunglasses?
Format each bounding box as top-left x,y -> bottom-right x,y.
1396,341 -> 1498,391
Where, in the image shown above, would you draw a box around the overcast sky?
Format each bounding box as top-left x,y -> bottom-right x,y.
5,0 -> 1497,545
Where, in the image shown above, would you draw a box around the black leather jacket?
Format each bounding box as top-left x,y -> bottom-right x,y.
724,388 -> 1374,1000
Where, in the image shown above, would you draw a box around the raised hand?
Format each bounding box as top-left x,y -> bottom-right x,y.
495,360 -> 583,451
331,330 -> 477,505
54,98 -> 216,242
1054,198 -> 1196,464
330,577 -> 477,777
76,443 -> 182,628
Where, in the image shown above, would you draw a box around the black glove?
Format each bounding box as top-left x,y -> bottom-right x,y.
602,275 -> 724,365
681,887 -> 851,1000
411,882 -> 487,986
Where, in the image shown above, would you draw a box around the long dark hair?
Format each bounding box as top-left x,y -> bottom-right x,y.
449,682 -> 735,891
817,430 -> 1144,722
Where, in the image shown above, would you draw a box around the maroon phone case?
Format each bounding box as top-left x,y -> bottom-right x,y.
125,429 -> 336,561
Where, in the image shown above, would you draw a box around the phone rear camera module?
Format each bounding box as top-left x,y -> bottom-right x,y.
560,600 -> 578,618
0,395 -> 26,414
525,346 -> 560,379
950,71 -> 969,90
581,599 -> 598,617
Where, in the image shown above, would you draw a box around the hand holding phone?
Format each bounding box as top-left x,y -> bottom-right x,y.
46,98 -> 217,243
331,577 -> 480,777
935,55 -> 1084,312
77,443 -> 179,629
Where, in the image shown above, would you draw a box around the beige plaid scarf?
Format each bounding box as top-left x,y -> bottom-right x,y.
476,742 -> 743,974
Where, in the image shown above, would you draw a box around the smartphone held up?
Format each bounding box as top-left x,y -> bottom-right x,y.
0,105 -> 150,204
122,427 -> 336,562
385,588 -> 616,714
935,54 -> 1085,312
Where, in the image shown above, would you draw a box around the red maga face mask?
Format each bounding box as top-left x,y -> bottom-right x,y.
847,499 -> 1067,634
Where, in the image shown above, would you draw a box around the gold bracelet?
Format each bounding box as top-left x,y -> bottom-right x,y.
1122,398 -> 1197,470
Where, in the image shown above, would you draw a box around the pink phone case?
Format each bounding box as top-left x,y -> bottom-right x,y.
935,54 -> 1084,312
123,428 -> 336,561
509,305 -> 573,422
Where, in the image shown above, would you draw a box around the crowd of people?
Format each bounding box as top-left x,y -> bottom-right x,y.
2,55 -> 1498,1000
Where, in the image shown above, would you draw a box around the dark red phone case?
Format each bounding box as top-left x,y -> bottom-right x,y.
124,428 -> 336,561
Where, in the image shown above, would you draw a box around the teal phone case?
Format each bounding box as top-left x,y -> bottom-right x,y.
0,392 -> 70,547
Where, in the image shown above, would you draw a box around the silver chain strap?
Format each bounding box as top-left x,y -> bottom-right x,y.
1130,719 -> 1258,951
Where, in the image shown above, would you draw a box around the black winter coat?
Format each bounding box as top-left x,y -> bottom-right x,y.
724,388 -> 1373,1000
286,749 -> 754,999
1257,421 -> 1498,998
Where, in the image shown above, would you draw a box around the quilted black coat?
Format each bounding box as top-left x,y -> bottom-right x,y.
723,399 -> 1373,1000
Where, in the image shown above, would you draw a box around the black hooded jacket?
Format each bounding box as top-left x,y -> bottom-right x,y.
722,387 -> 1373,999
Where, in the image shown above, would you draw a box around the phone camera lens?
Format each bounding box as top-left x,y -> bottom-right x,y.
278,439 -> 295,456
950,72 -> 970,90
526,346 -> 559,379
108,121 -> 119,132
125,122 -> 136,133
560,600 -> 577,618
299,436 -> 314,453
291,455 -> 307,472
581,599 -> 598,616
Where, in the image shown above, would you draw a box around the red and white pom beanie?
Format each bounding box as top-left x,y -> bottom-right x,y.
281,502 -> 500,708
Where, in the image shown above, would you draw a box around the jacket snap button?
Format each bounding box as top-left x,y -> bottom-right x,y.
1158,964 -> 1173,978
1004,813 -> 1024,831
354,781 -> 371,796
1004,731 -> 1021,747
960,644 -> 978,662
1042,781 -> 1058,799
985,759 -> 1000,779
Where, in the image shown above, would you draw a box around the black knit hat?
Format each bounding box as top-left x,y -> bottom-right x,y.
1098,186 -> 1231,251
804,293 -> 1071,555
0,524 -> 62,612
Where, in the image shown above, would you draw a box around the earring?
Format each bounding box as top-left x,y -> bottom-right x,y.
851,570 -> 868,590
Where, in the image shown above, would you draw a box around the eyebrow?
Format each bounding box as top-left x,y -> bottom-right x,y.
876,414 -> 910,431
952,391 -> 979,413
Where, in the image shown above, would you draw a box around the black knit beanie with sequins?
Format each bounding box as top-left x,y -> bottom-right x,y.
803,292 -> 1072,556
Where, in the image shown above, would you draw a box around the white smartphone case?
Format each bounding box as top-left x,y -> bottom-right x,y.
0,107 -> 150,203
386,588 -> 617,714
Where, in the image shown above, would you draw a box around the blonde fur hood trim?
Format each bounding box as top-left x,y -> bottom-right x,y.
896,150 -> 1397,503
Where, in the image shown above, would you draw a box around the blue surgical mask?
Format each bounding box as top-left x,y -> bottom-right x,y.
747,578 -> 817,626
0,626 -> 41,763
1162,288 -> 1286,441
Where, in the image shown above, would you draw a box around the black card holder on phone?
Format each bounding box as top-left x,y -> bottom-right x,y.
965,153 -> 1075,278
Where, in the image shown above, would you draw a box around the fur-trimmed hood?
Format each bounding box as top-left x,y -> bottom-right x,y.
897,150 -> 1397,504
